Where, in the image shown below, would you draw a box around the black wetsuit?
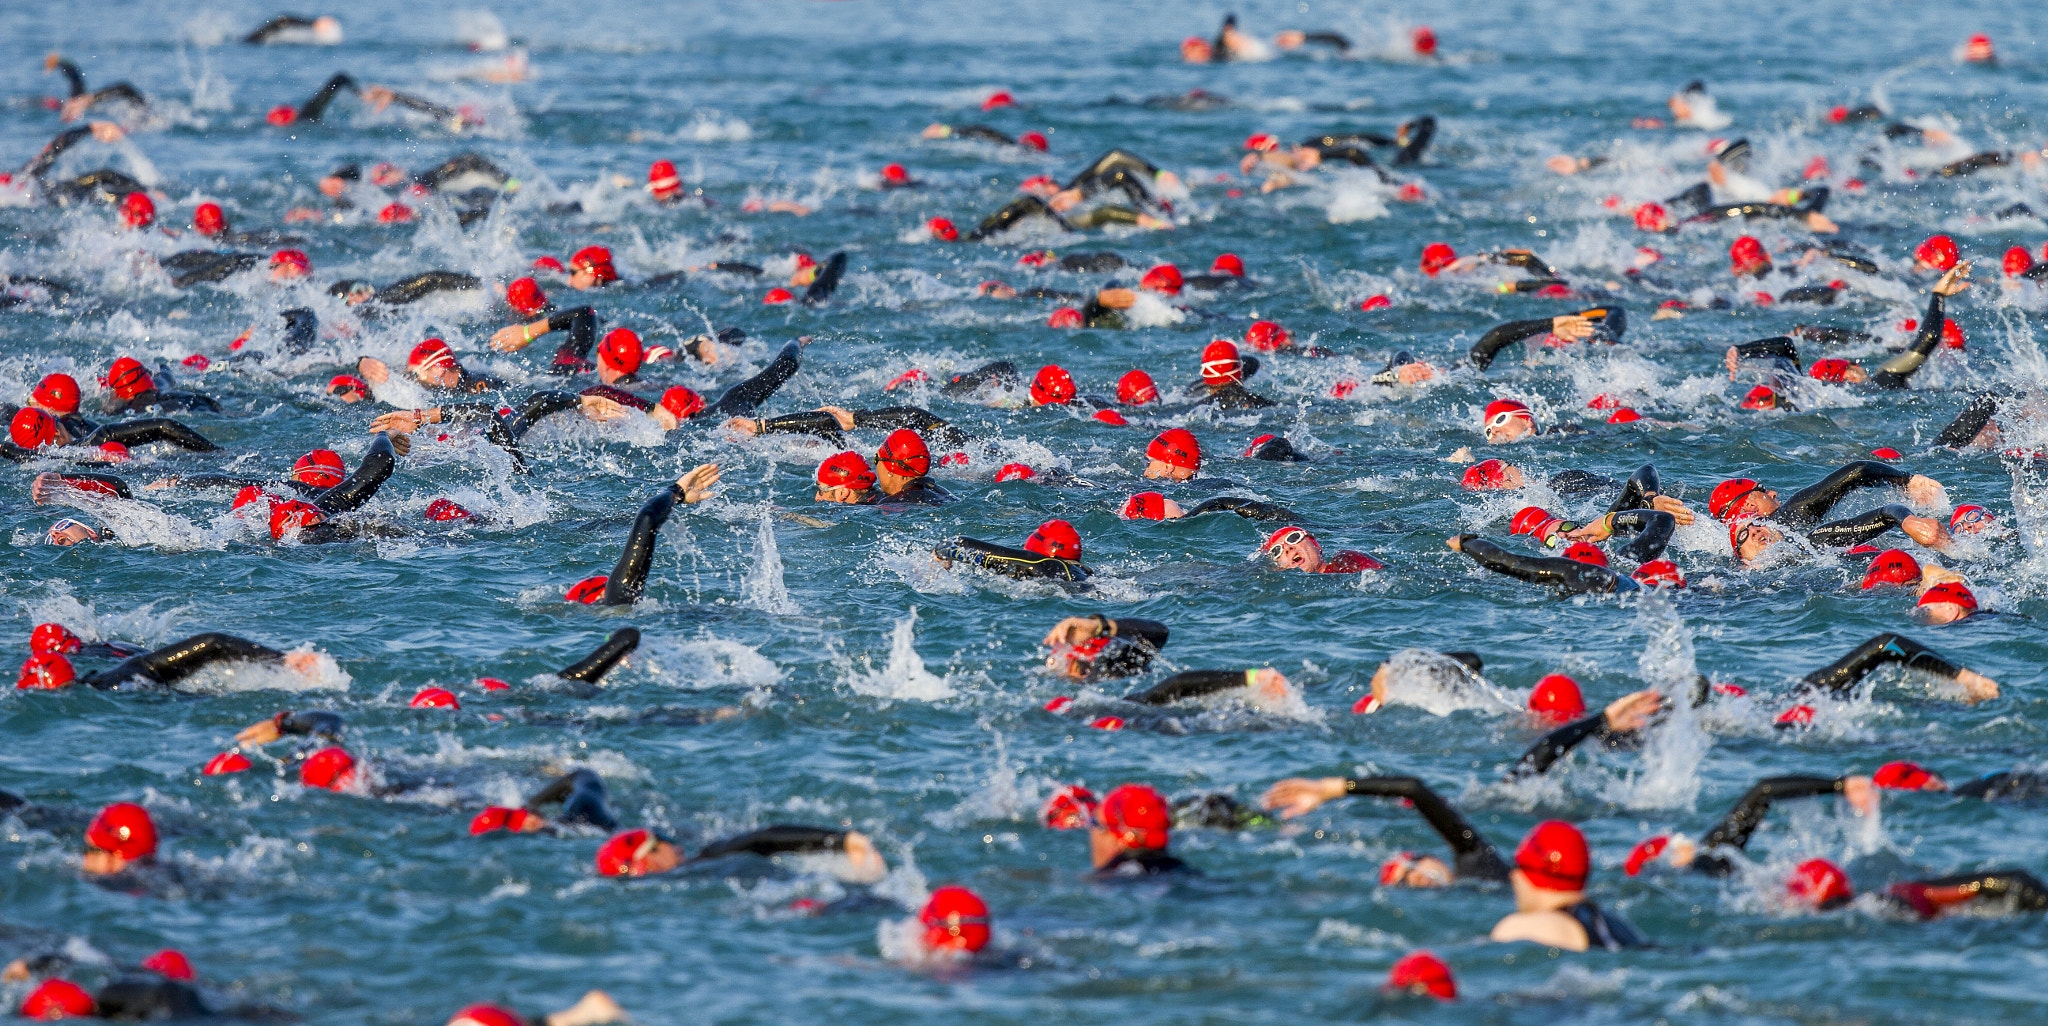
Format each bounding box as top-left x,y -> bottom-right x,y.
295,73 -> 358,121
1748,461 -> 1923,551
1467,307 -> 1626,370
162,251 -> 262,288
91,979 -> 211,1020
1688,775 -> 1855,875
1302,116 -> 1435,168
47,59 -> 147,120
555,628 -> 640,692
1193,381 -> 1276,410
269,709 -> 347,741
935,537 -> 1089,582
1682,187 -> 1830,228
1337,776 -> 1512,882
968,196 -> 1074,241
1122,669 -> 1261,706
1952,771 -> 2048,802
1455,536 -> 1635,596
754,404 -> 969,448
1095,849 -> 1192,878
371,271 -> 482,306
80,633 -> 287,690
1071,618 -> 1169,682
245,16 -> 329,43
524,769 -> 619,831
1868,292 -> 1953,389
1797,634 -> 1963,697
1184,496 -> 1293,522
1934,390 -> 2009,448
801,252 -> 848,306
1563,901 -> 1652,950
1885,870 -> 2048,919
694,825 -> 850,863
0,417 -> 217,462
1506,712 -> 1640,779
103,385 -> 221,417
591,481 -> 694,606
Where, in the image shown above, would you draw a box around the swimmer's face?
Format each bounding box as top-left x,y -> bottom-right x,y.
1398,856 -> 1453,888
1180,38 -> 1214,63
345,286 -> 376,305
1920,601 -> 1972,626
1952,508 -> 1994,535
1669,94 -> 1694,120
47,521 -> 98,546
815,486 -> 868,504
1484,416 -> 1532,444
1267,531 -> 1324,572
318,177 -> 347,198
1143,458 -> 1194,481
1734,521 -> 1780,564
411,364 -> 461,389
569,268 -> 600,290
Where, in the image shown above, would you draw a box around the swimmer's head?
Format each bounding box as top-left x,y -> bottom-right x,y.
1096,784 -> 1171,850
1041,785 -> 1099,829
919,886 -> 991,954
815,451 -> 877,503
194,202 -> 226,237
1731,516 -> 1780,565
1874,760 -> 1947,792
299,747 -> 356,791
1860,549 -> 1920,589
407,338 -> 461,387
1023,519 -> 1082,561
565,576 -> 609,604
876,429 -> 931,480
1199,339 -> 1244,386
1786,858 -> 1853,910
1420,243 -> 1457,276
594,828 -> 680,877
1729,236 -> 1770,277
568,246 -> 618,289
1913,234 -> 1959,273
1116,369 -> 1159,405
1144,428 -> 1201,480
1180,37 -> 1214,63
18,651 -> 76,689
1512,820 -> 1588,893
269,249 -> 310,281
1029,364 -> 1076,406
1527,674 -> 1585,723
506,277 -> 548,317
1950,504 -> 1994,534
1917,581 -> 1978,624
1481,399 -> 1533,443
291,449 -> 346,490
119,192 -> 154,230
1139,264 -> 1182,295
326,375 -> 371,403
1260,525 -> 1325,572
46,519 -> 98,547
31,373 -> 80,416
1461,459 -> 1523,490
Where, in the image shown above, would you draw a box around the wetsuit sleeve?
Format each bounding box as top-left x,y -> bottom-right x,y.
506,391 -> 586,438
1392,116 -> 1435,166
579,385 -> 653,411
83,632 -> 285,689
1693,776 -> 1845,874
942,361 -> 1018,396
935,537 -> 1089,582
1872,293 -> 1946,389
1458,537 -> 1627,595
801,253 -> 847,306
1806,504 -> 1910,548
1122,669 -> 1249,706
1342,776 -> 1510,882
53,59 -> 86,97
704,341 -> 802,419
1505,713 -> 1614,778
376,271 -> 480,306
92,981 -> 208,1021
1467,319 -> 1554,371
556,628 -> 640,683
1108,618 -> 1167,652
599,484 -> 685,605
524,769 -> 619,830
387,91 -> 457,121
276,711 -> 345,738
56,473 -> 132,499
756,412 -> 846,440
82,419 -> 217,452
1935,392 -> 2002,447
693,825 -> 847,861
1185,496 -> 1295,522
967,196 -> 1071,241
1800,633 -> 1959,694
1605,464 -> 1660,515
1610,509 -> 1676,562
851,406 -> 966,445
22,127 -> 94,181
312,433 -> 395,514
1777,460 -> 1911,527
296,74 -> 358,122
1893,870 -> 2048,914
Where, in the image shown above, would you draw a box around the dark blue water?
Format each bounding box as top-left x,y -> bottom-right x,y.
4,2 -> 2048,1023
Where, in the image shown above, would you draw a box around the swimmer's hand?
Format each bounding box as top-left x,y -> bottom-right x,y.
282,651 -> 322,676
369,409 -> 433,434
235,719 -> 282,746
1445,534 -> 1473,553
1545,155 -> 1585,175
725,417 -> 761,437
1602,689 -> 1664,732
1956,668 -> 1999,703
1842,775 -> 1877,816
89,121 -> 125,143
1652,495 -> 1696,524
841,830 -> 887,883
386,433 -> 411,457
677,464 -> 719,504
1393,362 -> 1436,385
578,395 -> 631,423
1567,514 -> 1615,543
1260,776 -> 1346,819
1043,616 -> 1109,647
1933,262 -> 1972,297
1550,314 -> 1596,341
815,406 -> 857,431
1904,474 -> 1947,507
490,320 -> 548,352
1900,515 -> 1950,550
1096,287 -> 1137,309
356,356 -> 390,384
1250,668 -> 1291,701
543,991 -> 627,1026
29,472 -> 65,505
1446,446 -> 1473,463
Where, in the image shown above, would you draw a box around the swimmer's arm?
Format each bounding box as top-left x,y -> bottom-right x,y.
1185,496 -> 1294,521
1122,669 -> 1252,705
1504,713 -> 1611,779
1466,319 -> 1554,371
694,824 -> 846,860
125,632 -> 288,687
556,628 -> 640,684
1807,504 -> 1913,548
1350,776 -> 1510,881
1694,775 -> 1845,871
1779,461 -> 1914,525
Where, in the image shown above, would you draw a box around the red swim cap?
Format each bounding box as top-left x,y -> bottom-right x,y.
1941,319 -> 1964,349
927,217 -> 959,241
468,806 -> 534,835
1740,385 -> 1781,410
881,163 -> 910,185
30,622 -> 82,655
506,277 -> 547,317
1244,320 -> 1290,352
885,369 -> 928,392
269,500 -> 324,540
1120,492 -> 1168,520
920,886 -> 992,953
877,429 -> 931,478
647,159 -> 681,197
1730,236 -> 1770,275
1211,253 -> 1245,276
533,255 -> 566,273
376,202 -> 413,224
1420,243 -> 1456,276
1385,951 -> 1454,1001
424,498 -> 473,522
1199,340 -> 1243,385
1527,674 -> 1585,722
570,246 -> 617,283
1147,428 -> 1201,471
1776,704 -> 1815,727
1024,519 -> 1081,560
202,751 -> 250,775
1918,581 -> 1977,610
598,328 -> 643,375
11,408 -> 59,449
1140,265 -> 1183,294
1099,784 -> 1170,849
660,387 -> 705,421
993,463 -> 1036,482
1117,369 -> 1158,404
32,373 -> 80,415
408,338 -> 457,375
231,486 -> 274,513
86,802 -> 157,860
1018,131 -> 1049,151
1914,235 -> 1959,271
1606,407 -> 1641,424
193,202 -> 226,237
1562,542 -> 1608,567
565,576 -> 609,604
1632,560 -> 1686,588
17,652 -> 75,690
594,829 -> 656,877
1482,399 -> 1533,433
1965,33 -> 1995,62
817,451 -> 877,490
982,90 -> 1015,110
2005,246 -> 2035,278
1041,784 -> 1099,829
20,979 -> 96,1020
1787,858 -> 1853,909
266,104 -> 298,126
1874,760 -> 1936,790
1030,364 -> 1076,405
1047,307 -> 1083,328
1411,25 -> 1438,55
1623,835 -> 1670,876
120,191 -> 155,230
1708,478 -> 1762,521
300,747 -> 356,791
327,375 -> 370,400
1860,549 -> 1920,588
1462,459 -> 1512,489
292,449 -> 346,489
1951,504 -> 1991,531
107,356 -> 153,401
140,950 -> 195,981
1808,358 -> 1853,382
1513,820 -> 1589,891
1094,409 -> 1127,426
410,687 -> 460,709
763,287 -> 794,304
1508,506 -> 1561,541
270,249 -> 310,277
1244,133 -> 1279,152
448,1006 -> 526,1026
1359,294 -> 1392,311
1632,202 -> 1670,232
1017,248 -> 1056,265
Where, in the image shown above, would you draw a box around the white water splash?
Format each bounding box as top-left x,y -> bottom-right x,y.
848,608 -> 955,701
1373,648 -> 1519,716
740,512 -> 797,614
1612,592 -> 1710,810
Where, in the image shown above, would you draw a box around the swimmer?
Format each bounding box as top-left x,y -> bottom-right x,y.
1258,526 -> 1383,573
1490,821 -> 1649,951
1087,784 -> 1191,876
16,634 -> 324,692
560,466 -> 721,606
593,824 -> 886,882
1040,614 -> 1170,681
934,519 -> 1090,583
1261,773 -> 1508,886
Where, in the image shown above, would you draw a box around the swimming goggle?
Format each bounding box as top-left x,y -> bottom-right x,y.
1485,409 -> 1532,430
47,519 -> 98,545
1264,528 -> 1310,556
1955,507 -> 1991,527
